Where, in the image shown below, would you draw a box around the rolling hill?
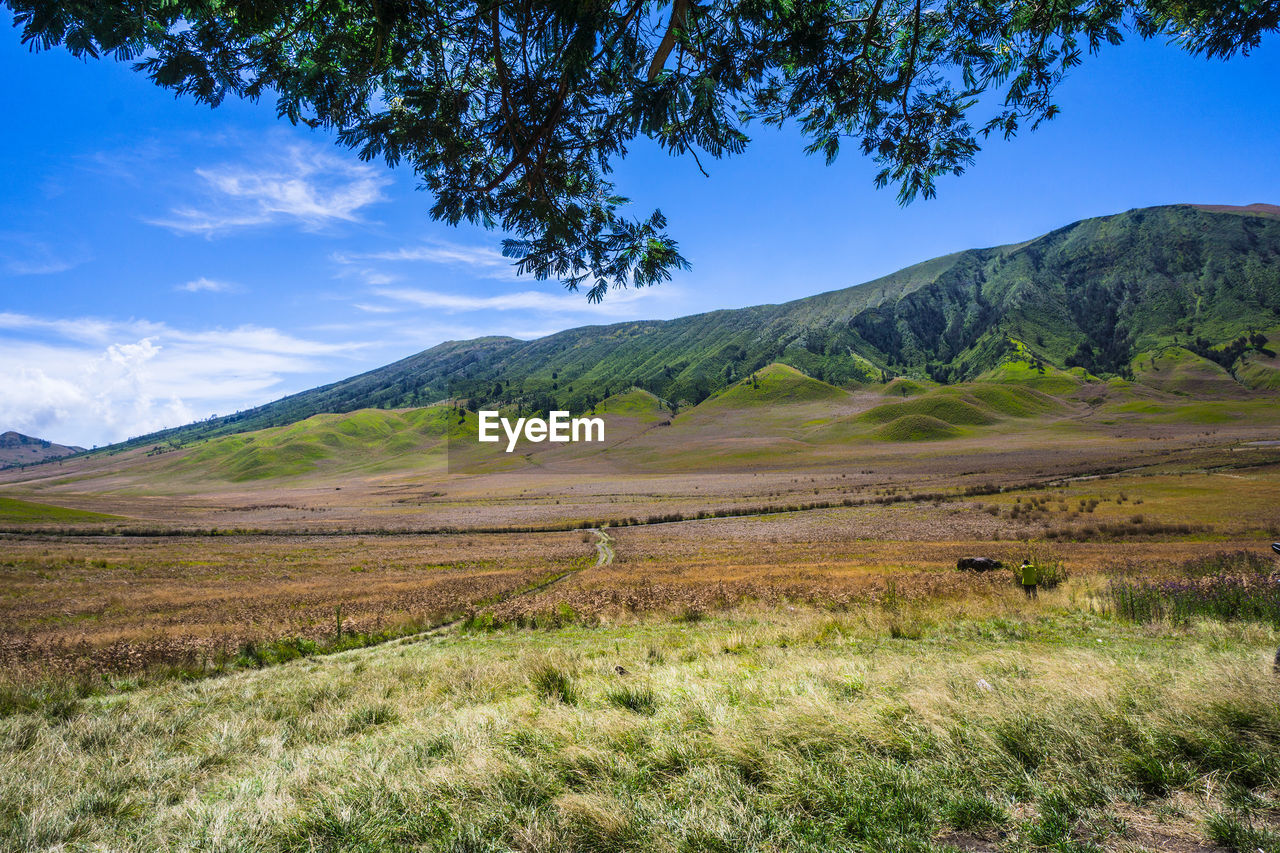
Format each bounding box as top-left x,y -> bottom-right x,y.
90,204 -> 1280,454
0,431 -> 85,468
7,354 -> 1279,501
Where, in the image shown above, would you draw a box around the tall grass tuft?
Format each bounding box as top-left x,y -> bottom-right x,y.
606,683 -> 658,715
1111,575 -> 1280,626
1019,541 -> 1068,588
1206,810 -> 1280,850
0,677 -> 91,721
531,663 -> 578,705
1180,549 -> 1275,578
344,702 -> 399,734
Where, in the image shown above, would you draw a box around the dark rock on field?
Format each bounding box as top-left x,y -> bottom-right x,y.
958,557 -> 1004,571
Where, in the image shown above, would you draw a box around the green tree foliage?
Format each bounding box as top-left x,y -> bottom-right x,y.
6,1 -> 1278,298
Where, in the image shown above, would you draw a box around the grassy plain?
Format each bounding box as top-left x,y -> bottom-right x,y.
1,372 -> 1279,850
5,591 -> 1280,852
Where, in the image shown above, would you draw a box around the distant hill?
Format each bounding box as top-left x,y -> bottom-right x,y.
13,360 -> 1279,490
98,203 -> 1280,453
0,431 -> 84,468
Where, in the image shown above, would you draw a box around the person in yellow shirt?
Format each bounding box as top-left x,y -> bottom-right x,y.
1019,560 -> 1039,599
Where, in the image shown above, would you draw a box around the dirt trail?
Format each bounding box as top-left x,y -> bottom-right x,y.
594,527 -> 614,566
385,527 -> 612,649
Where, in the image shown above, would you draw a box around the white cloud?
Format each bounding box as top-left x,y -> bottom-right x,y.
164,325 -> 354,357
331,234 -> 689,323
149,143 -> 390,235
0,312 -> 365,447
335,268 -> 400,287
373,287 -> 570,313
333,239 -> 516,279
176,277 -> 240,293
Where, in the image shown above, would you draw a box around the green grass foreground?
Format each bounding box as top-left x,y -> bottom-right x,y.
4,599 -> 1280,852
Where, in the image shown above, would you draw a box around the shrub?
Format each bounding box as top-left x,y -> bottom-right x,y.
1045,520 -> 1207,541
1110,551 -> 1280,627
1016,542 -> 1068,589
1111,575 -> 1280,627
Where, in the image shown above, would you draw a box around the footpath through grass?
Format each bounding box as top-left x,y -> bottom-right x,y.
4,592 -> 1280,852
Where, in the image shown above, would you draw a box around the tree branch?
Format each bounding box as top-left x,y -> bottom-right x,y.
647,0 -> 690,81
901,0 -> 922,128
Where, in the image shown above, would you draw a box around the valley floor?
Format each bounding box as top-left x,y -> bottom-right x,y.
2,452 -> 1278,682
2,404 -> 1279,851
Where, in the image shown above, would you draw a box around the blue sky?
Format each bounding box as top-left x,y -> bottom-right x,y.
2,14 -> 1278,447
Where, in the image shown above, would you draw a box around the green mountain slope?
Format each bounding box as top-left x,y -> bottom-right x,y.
102,204 -> 1280,453
168,408 -> 455,482
0,431 -> 85,468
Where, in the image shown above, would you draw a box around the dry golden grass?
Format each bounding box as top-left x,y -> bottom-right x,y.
1,397 -> 1277,850
1,447 -> 1276,683
0,532 -> 587,679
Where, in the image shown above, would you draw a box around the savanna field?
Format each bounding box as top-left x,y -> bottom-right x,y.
4,416 -> 1280,851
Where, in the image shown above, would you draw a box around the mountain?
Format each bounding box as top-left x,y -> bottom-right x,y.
0,431 -> 85,468
106,204 -> 1280,452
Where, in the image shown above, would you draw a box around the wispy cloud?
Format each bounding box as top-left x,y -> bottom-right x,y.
149,143 -> 390,236
0,312 -> 365,446
176,277 -> 240,293
335,268 -> 400,287
0,311 -> 152,344
0,233 -> 89,276
332,239 -> 688,322
373,287 -> 570,313
333,239 -> 516,279
370,285 -> 658,315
